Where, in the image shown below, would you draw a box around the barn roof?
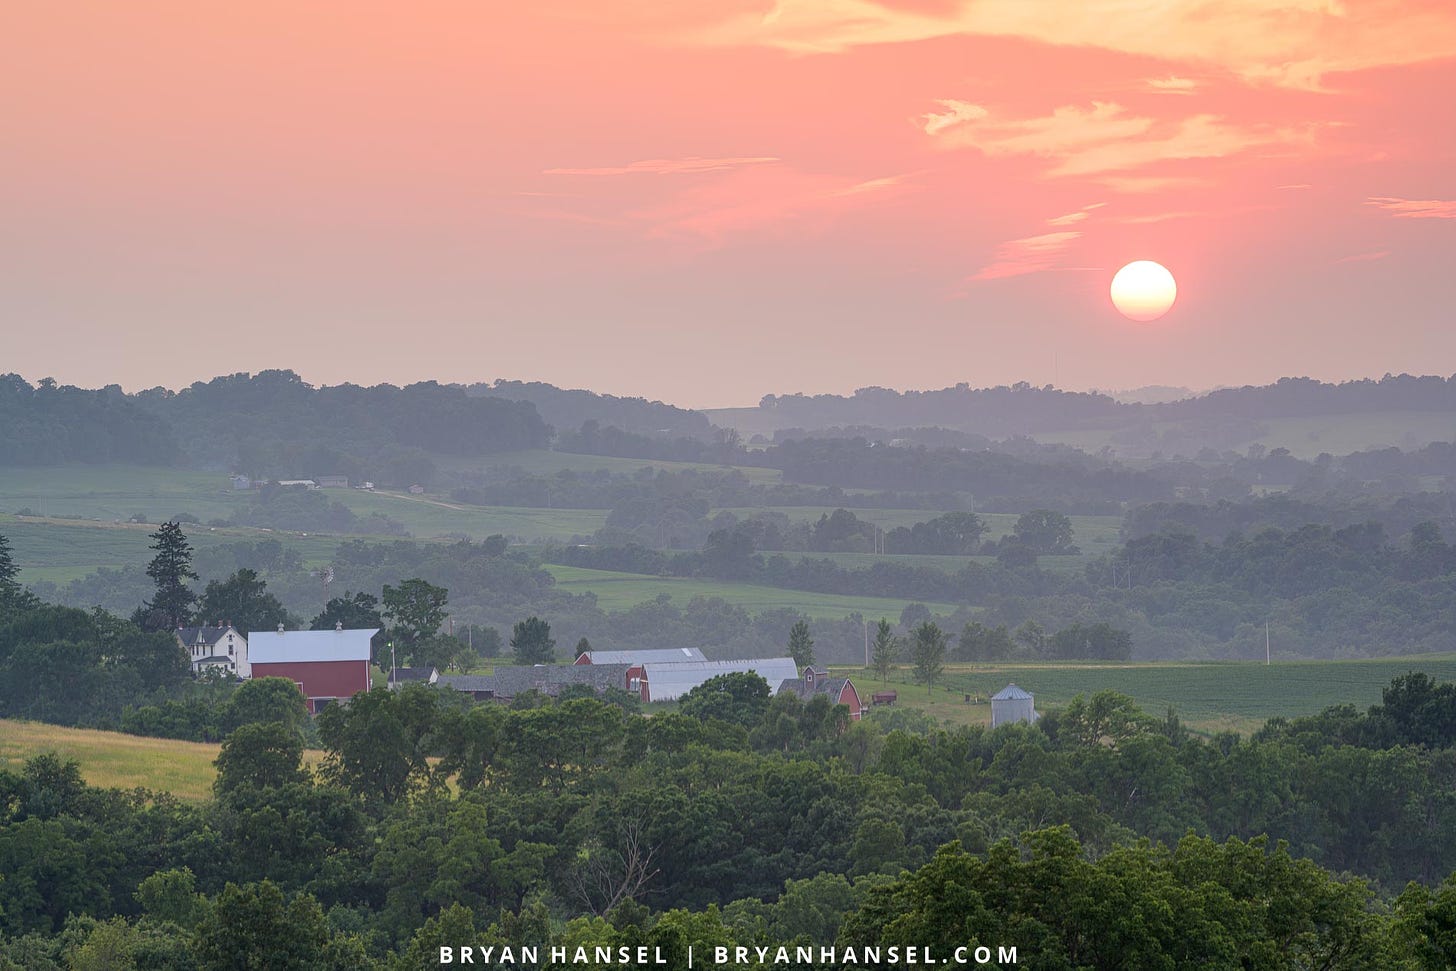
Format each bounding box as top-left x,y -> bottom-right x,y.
437,674 -> 494,693
248,628 -> 378,664
640,658 -> 800,701
579,648 -> 707,665
436,664 -> 633,699
993,683 -> 1034,701
491,663 -> 632,697
778,676 -> 853,704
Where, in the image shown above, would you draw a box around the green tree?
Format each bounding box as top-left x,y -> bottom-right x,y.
1051,622 -> 1133,660
142,522 -> 197,631
871,618 -> 898,682
381,578 -> 448,650
787,619 -> 815,668
135,867 -> 208,927
213,722 -> 308,795
0,531 -> 23,607
317,684 -> 440,804
510,616 -> 556,665
310,591 -> 383,631
196,568 -> 292,633
1012,509 -> 1079,554
678,672 -> 771,728
956,621 -> 1013,661
191,881 -> 328,971
909,621 -> 946,694
222,676 -> 309,736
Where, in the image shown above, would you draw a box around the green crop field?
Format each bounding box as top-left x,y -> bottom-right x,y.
838,654 -> 1456,735
542,564 -> 958,618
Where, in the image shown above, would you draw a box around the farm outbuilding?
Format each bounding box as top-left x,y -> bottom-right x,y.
991,683 -> 1037,727
248,626 -> 377,714
575,648 -> 707,696
637,657 -> 799,703
777,666 -> 865,720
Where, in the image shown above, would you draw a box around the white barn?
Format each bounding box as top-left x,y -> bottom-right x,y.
638,657 -> 800,703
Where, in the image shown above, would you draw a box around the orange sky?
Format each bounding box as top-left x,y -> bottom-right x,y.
3,1 -> 1454,406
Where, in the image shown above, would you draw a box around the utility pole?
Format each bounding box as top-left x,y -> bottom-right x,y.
864,617 -> 870,667
1265,622 -> 1271,666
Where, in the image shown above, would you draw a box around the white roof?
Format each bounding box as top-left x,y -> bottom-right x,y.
993,683 -> 1034,701
248,628 -> 378,664
641,657 -> 800,702
581,648 -> 707,665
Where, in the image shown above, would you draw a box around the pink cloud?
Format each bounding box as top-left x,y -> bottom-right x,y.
1366,197 -> 1456,219
925,101 -> 1321,178
971,230 -> 1082,280
696,0 -> 1456,90
1336,250 -> 1391,263
1146,76 -> 1198,94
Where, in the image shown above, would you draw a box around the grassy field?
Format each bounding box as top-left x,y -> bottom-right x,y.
0,515 -> 353,584
0,719 -> 324,801
543,564 -> 958,618
841,654 -> 1456,735
439,449 -> 784,485
1033,411 -> 1456,460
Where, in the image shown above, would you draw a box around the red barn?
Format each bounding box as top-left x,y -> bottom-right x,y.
777,666 -> 866,720
247,626 -> 377,713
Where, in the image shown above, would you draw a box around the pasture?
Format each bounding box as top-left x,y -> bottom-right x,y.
542,564 -> 959,618
843,654 -> 1456,735
0,719 -> 323,801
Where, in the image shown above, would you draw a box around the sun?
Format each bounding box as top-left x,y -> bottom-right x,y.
1110,261 -> 1177,321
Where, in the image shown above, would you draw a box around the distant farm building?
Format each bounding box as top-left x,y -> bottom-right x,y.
176,624 -> 249,678
408,484 -> 426,495
777,666 -> 865,720
437,663 -> 633,703
991,683 -> 1038,728
315,475 -> 349,488
387,666 -> 438,689
228,474 -> 252,491
248,626 -> 377,713
575,648 -> 708,696
275,479 -> 318,490
637,657 -> 800,703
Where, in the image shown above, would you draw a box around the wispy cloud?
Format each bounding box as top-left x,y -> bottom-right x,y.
697,1 -> 1456,90
1047,202 -> 1107,226
1336,249 -> 1391,263
1366,197 -> 1456,219
1146,76 -> 1198,94
971,231 -> 1083,280
920,99 -> 988,136
545,156 -> 780,176
628,166 -> 910,241
925,100 -> 1320,179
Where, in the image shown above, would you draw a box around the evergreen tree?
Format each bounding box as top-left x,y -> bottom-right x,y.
788,619 -> 815,668
142,522 -> 197,630
871,618 -> 898,682
510,616 -> 556,665
0,532 -> 24,609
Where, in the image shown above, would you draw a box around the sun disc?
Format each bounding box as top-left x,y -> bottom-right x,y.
1110,260 -> 1177,321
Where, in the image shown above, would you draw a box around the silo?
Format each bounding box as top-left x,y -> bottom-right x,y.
991,683 -> 1037,727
